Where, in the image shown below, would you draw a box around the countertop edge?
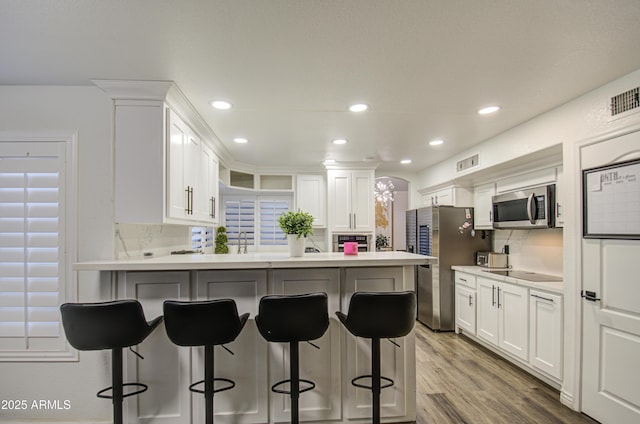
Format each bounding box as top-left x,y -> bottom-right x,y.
452,265 -> 563,294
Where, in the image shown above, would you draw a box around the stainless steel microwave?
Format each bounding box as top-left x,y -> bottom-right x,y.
491,184 -> 555,229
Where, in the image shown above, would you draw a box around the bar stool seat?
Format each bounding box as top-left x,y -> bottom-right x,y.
255,292 -> 329,424
336,291 -> 416,424
60,299 -> 163,424
163,299 -> 249,424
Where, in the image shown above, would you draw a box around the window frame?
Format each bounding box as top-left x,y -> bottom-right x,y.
0,133 -> 78,362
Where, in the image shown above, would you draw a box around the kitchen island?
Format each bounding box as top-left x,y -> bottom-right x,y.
75,251 -> 434,424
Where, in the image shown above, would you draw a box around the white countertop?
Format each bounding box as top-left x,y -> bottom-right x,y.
74,251 -> 437,272
452,265 -> 563,294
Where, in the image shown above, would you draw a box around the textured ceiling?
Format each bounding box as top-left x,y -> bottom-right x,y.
2,0 -> 640,172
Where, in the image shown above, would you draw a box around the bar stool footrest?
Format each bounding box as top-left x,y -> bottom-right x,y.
271,378 -> 316,395
189,378 -> 235,395
351,375 -> 394,390
97,382 -> 149,399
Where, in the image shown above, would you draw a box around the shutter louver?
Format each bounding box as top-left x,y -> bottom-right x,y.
259,200 -> 288,246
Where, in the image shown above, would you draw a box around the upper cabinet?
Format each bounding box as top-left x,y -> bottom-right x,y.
473,183 -> 496,230
296,174 -> 326,228
113,101 -> 219,225
421,185 -> 473,207
327,169 -> 374,232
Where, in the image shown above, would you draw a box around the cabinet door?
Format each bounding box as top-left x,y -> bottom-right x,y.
328,170 -> 353,231
343,267 -> 412,421
167,109 -> 189,219
296,175 -> 326,227
476,277 -> 499,345
455,285 -> 476,334
498,282 -> 529,361
195,270 -> 269,424
270,269 -> 341,422
198,144 -> 219,224
351,171 -> 374,231
120,271 -> 192,424
529,290 -> 563,379
434,187 -> 453,206
184,130 -> 202,219
474,183 -> 495,229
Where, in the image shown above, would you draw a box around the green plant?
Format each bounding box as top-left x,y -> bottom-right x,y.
214,226 -> 229,254
278,210 -> 314,239
376,234 -> 390,250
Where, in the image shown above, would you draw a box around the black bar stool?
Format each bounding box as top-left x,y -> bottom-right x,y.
336,291 -> 416,424
163,299 -> 249,424
255,292 -> 329,424
60,299 -> 163,424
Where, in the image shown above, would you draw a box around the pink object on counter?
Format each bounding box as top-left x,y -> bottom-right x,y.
343,242 -> 359,255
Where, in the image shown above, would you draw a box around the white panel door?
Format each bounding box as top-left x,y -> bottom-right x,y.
455,285 -> 476,334
195,270 -> 268,424
122,271 -> 191,424
581,131 -> 640,423
328,170 -> 352,232
498,282 -> 529,361
351,171 -> 374,232
167,109 -> 188,220
296,174 -> 326,227
529,290 -> 563,380
270,268 -> 341,422
476,277 -> 499,345
474,183 -> 495,229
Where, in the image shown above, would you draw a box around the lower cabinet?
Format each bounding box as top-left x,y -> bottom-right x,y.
456,271 -> 563,385
117,267 -> 416,424
342,267 -> 414,422
529,290 -> 563,380
477,277 -> 529,361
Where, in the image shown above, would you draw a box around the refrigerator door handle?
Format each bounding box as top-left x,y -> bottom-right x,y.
492,285 -> 496,307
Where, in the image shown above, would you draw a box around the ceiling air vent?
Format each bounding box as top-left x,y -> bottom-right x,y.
610,87 -> 639,117
456,154 -> 479,172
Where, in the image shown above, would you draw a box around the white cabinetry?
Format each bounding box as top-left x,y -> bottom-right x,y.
112,100 -> 219,225
270,269 -> 341,422
327,170 -> 374,232
555,166 -> 565,227
477,277 -> 529,361
296,174 -> 326,227
455,273 -> 477,334
342,267 -> 414,422
421,185 -> 473,207
529,290 -> 563,379
473,183 -> 495,229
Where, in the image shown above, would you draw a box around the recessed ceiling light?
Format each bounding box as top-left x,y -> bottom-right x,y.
211,100 -> 232,110
401,159 -> 412,164
429,139 -> 444,146
332,139 -> 348,145
349,103 -> 368,112
233,137 -> 248,144
478,105 -> 500,115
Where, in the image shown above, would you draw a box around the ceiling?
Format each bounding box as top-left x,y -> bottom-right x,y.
2,1 -> 640,173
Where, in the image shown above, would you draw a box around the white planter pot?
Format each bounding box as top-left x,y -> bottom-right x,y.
287,234 -> 306,257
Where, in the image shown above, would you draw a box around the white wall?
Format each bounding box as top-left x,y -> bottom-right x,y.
0,86 -> 114,423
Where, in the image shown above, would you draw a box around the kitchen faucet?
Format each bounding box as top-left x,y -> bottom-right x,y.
238,231 -> 248,254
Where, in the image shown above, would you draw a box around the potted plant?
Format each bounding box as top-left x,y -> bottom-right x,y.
278,210 -> 314,257
214,226 -> 229,254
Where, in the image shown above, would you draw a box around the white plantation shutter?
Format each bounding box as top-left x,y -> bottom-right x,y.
0,140 -> 74,360
224,200 -> 255,245
259,200 -> 288,246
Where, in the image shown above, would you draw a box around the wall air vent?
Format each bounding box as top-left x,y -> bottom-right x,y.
610,87 -> 639,117
456,154 -> 479,172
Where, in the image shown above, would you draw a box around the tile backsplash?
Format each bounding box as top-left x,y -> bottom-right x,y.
115,223 -> 192,259
492,228 -> 563,276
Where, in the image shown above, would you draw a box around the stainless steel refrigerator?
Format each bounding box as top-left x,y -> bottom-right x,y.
406,206 -> 491,331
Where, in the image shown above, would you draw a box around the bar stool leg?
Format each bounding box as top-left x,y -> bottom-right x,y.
290,341 -> 300,424
112,348 -> 124,424
205,345 -> 214,424
372,338 -> 381,424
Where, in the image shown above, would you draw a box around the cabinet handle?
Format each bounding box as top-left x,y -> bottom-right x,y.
353,213 -> 357,228
185,186 -> 191,214
213,197 -> 216,219
489,210 -> 492,222
210,196 -> 215,219
468,295 -> 473,306
497,287 -> 502,308
459,278 -> 467,282
492,285 -> 496,307
531,293 -> 554,303
190,187 -> 194,215
556,202 -> 562,218
349,213 -> 352,229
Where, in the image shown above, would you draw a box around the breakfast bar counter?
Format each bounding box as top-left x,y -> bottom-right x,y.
75,251 -> 434,424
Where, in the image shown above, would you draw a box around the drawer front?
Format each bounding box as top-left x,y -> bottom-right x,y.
455,272 -> 476,289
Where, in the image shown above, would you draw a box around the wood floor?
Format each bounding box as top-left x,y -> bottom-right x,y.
414,323 -> 599,424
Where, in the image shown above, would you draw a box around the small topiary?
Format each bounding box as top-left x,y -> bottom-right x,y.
214,226 -> 229,254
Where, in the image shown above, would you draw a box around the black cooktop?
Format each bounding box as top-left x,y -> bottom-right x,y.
483,270 -> 562,282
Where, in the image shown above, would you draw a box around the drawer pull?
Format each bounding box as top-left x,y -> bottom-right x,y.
531,293 -> 554,303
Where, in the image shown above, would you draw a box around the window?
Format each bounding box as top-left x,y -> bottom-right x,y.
223,196 -> 291,250
191,227 -> 213,251
0,139 -> 76,361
